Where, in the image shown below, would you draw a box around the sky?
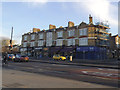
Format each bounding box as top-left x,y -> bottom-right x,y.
1,0 -> 119,44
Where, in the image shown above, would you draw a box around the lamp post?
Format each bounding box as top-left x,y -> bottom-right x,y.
10,27 -> 13,54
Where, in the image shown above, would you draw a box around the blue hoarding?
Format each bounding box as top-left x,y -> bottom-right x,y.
76,46 -> 106,52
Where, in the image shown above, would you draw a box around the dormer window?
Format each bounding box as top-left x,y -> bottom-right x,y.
68,30 -> 74,37
79,28 -> 87,36
24,36 -> 27,41
57,31 -> 63,38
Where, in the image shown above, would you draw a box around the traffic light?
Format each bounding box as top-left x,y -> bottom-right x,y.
10,44 -> 12,48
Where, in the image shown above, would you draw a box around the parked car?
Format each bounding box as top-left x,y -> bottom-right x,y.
8,54 -> 15,61
53,55 -> 66,60
14,55 -> 29,62
14,54 -> 21,62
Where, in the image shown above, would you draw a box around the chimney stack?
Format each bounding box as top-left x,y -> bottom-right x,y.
33,28 -> 40,32
89,14 -> 93,24
49,24 -> 56,29
59,26 -> 63,28
68,21 -> 74,27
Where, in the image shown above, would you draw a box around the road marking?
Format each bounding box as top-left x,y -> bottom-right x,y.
26,67 -> 34,69
98,68 -> 103,70
33,66 -> 40,68
52,64 -> 69,67
82,71 -> 88,74
8,64 -> 34,70
107,69 -> 118,71
39,69 -> 43,71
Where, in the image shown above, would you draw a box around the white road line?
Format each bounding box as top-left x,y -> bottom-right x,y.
98,68 -> 103,70
107,69 -> 118,71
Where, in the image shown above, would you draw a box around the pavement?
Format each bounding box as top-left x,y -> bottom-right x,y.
2,68 -> 117,88
29,57 -> 119,69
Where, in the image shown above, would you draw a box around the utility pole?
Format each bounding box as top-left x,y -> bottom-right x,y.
10,27 -> 13,53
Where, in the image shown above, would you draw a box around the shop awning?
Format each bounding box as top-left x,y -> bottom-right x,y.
50,47 -> 62,53
60,47 -> 76,52
34,47 -> 42,51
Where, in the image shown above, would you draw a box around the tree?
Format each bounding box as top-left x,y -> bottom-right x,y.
0,37 -> 15,53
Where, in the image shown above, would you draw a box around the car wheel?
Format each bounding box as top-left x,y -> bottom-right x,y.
60,58 -> 62,60
18,60 -> 21,62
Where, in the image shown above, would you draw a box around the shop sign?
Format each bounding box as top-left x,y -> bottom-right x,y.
43,48 -> 48,51
28,48 -> 32,50
35,47 -> 42,50
76,47 -> 88,52
89,46 -> 95,51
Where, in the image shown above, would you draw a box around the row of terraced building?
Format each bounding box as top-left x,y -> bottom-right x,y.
21,15 -> 119,60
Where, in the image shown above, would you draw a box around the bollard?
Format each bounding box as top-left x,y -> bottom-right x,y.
70,56 -> 72,62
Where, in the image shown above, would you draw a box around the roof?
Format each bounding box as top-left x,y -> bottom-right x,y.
112,34 -> 119,37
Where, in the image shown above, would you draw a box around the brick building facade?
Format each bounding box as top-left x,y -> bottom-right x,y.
21,15 -> 112,60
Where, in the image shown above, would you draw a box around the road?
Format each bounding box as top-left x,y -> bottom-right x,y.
2,60 -> 119,88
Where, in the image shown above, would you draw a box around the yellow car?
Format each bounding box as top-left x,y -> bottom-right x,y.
53,55 -> 66,60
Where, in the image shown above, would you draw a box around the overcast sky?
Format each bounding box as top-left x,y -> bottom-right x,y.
1,0 -> 119,44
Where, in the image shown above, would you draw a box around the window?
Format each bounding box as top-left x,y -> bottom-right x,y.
67,39 -> 75,46
79,29 -> 83,35
116,37 -> 119,44
57,31 -> 63,38
68,30 -> 74,37
23,42 -> 27,47
23,48 -> 27,51
31,34 -> 35,40
39,33 -> 43,39
79,28 -> 87,36
79,38 -> 88,45
38,40 -> 44,46
83,28 -> 87,35
20,48 -> 23,52
24,36 -> 27,41
30,42 -> 35,47
46,32 -> 52,46
56,39 -> 63,46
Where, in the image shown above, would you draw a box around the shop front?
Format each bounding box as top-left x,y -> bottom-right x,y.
20,48 -> 27,55
42,47 -> 49,57
59,46 -> 76,58
34,47 -> 43,58
49,46 -> 63,57
27,47 -> 32,56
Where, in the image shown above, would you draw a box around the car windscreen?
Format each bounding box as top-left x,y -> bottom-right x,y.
21,56 -> 27,57
16,55 -> 21,57
9,55 -> 14,57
